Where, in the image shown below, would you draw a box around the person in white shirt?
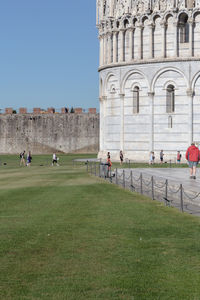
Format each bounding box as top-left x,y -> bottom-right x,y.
52,153 -> 59,166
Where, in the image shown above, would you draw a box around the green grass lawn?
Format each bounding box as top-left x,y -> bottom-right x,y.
1,155 -> 200,299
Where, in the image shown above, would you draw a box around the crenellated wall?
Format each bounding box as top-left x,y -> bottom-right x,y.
0,113 -> 99,154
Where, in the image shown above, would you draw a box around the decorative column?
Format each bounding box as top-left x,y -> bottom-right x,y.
148,92 -> 155,151
189,19 -> 194,57
119,29 -> 125,62
119,93 -> 125,151
107,32 -> 112,64
173,22 -> 178,57
148,23 -> 154,59
103,33 -> 107,64
128,26 -> 133,61
99,35 -> 103,66
187,89 -> 194,145
137,24 -> 143,60
160,21 -> 166,58
113,31 -> 117,63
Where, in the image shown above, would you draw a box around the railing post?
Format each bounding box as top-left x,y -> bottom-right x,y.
116,168 -> 118,185
95,162 -> 96,176
73,159 -> 74,168
129,160 -> 130,168
151,176 -> 154,200
123,170 -> 125,188
87,161 -> 89,172
140,173 -> 143,194
90,162 -> 92,175
165,179 -> 168,206
131,170 -> 133,191
180,184 -> 183,212
99,162 -> 101,177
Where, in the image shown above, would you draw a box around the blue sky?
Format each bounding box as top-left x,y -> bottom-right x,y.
0,0 -> 99,111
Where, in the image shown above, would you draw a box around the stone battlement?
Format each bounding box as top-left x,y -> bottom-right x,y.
3,107 -> 97,115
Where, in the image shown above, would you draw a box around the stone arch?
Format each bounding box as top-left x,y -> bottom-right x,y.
152,13 -> 163,24
132,17 -> 138,26
130,82 -> 142,91
177,10 -> 189,20
191,71 -> 200,91
192,9 -> 200,19
141,14 -> 150,24
122,17 -> 130,29
193,11 -> 200,56
163,80 -> 179,91
121,69 -> 150,94
104,72 -> 118,96
163,12 -> 174,22
151,67 -> 189,92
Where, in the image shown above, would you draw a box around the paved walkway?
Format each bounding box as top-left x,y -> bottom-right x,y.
117,168 -> 200,216
128,168 -> 200,193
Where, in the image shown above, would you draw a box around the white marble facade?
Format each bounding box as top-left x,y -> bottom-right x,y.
97,0 -> 200,161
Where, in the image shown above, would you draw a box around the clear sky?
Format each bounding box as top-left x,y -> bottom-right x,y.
0,0 -> 99,111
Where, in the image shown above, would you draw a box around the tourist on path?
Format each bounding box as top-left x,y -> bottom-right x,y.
177,151 -> 182,164
120,150 -> 123,165
106,156 -> 112,177
149,151 -> 155,165
160,150 -> 164,164
186,143 -> 200,179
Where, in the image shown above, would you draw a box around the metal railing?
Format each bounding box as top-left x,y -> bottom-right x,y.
86,161 -> 200,216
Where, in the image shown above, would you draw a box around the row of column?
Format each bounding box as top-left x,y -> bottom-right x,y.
99,91 -> 194,152
99,20 -> 194,66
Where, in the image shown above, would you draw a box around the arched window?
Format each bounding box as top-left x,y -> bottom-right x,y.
133,86 -> 139,114
179,13 -> 189,43
166,85 -> 175,113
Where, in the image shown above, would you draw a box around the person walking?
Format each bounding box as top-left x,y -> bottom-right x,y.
149,151 -> 155,165
186,142 -> 200,179
52,153 -> 59,166
20,150 -> 26,166
106,156 -> 112,177
120,150 -> 123,165
160,150 -> 164,164
27,151 -> 32,167
177,151 -> 182,164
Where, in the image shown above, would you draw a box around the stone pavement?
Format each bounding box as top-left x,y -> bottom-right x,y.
120,168 -> 200,216
129,168 -> 200,193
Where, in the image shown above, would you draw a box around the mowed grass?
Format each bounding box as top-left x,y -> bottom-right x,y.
1,155 -> 200,299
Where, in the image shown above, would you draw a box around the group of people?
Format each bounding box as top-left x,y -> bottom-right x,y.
19,151 -> 60,167
107,142 -> 200,179
149,150 -> 182,165
19,151 -> 32,166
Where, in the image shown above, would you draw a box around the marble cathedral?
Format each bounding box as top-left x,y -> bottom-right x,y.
97,0 -> 200,161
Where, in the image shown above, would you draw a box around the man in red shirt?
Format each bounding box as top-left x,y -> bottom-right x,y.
186,142 -> 200,179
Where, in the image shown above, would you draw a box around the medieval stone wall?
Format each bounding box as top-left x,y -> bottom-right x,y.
0,113 -> 99,154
